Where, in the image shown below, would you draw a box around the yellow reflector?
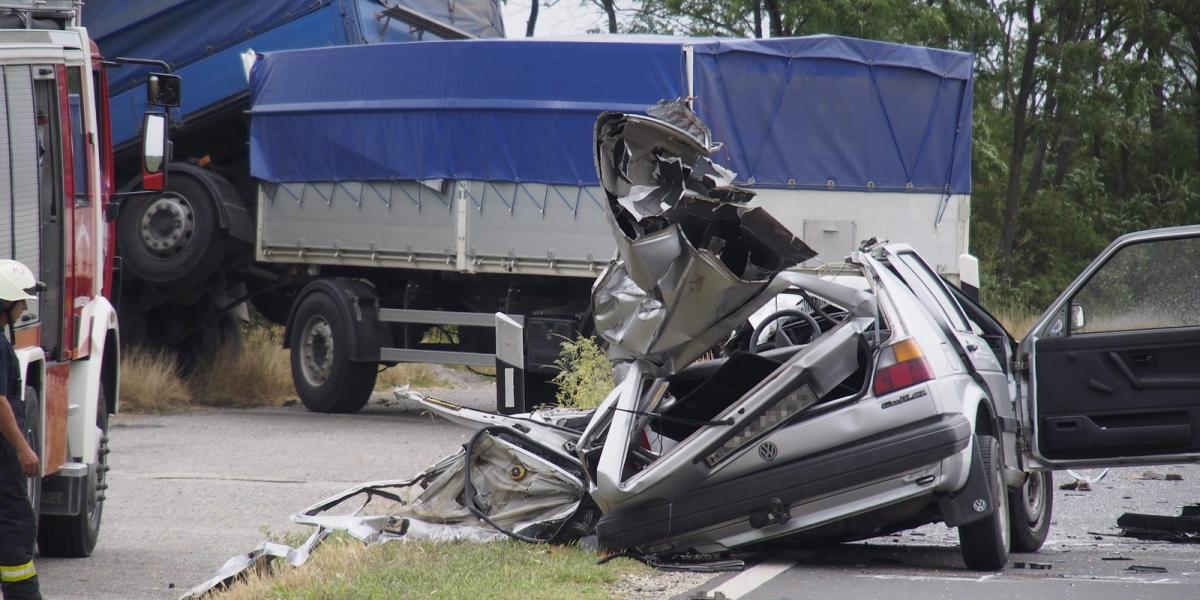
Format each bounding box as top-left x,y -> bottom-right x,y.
892,338 -> 924,363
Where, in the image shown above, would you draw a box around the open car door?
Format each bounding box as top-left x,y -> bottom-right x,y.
1017,225 -> 1200,469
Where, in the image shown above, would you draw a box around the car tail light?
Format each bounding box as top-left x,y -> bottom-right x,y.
872,338 -> 934,396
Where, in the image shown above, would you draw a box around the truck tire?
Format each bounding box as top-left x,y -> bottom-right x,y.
1009,470 -> 1053,552
23,385 -> 41,525
117,170 -> 226,287
38,388 -> 107,558
958,435 -> 1009,570
289,290 -> 377,413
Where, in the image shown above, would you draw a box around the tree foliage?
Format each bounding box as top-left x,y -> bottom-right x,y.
626,0 -> 1200,312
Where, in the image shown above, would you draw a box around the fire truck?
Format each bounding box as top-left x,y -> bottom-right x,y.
0,0 -> 170,557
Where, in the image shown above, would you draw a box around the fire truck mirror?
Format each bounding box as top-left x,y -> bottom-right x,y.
146,72 -> 182,107
142,113 -> 168,191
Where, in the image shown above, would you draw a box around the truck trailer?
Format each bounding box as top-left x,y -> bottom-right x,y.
244,36 -> 976,412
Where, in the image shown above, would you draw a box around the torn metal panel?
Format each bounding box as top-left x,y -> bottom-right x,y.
591,106 -> 816,373
1118,506 -> 1200,543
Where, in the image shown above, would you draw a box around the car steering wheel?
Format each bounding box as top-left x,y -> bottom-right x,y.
749,309 -> 822,352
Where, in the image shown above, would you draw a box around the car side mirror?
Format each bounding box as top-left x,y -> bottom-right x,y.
141,113 -> 168,191
146,72 -> 181,107
1070,304 -> 1085,330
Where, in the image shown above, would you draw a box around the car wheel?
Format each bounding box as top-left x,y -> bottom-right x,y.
289,290 -> 377,413
958,434 -> 1009,570
1009,470 -> 1053,552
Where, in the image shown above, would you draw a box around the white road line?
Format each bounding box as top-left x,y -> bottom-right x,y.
709,555 -> 795,600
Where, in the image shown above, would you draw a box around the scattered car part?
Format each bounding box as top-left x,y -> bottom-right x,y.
1117,505 -> 1200,543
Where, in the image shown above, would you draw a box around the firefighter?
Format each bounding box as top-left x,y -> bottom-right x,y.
0,260 -> 42,600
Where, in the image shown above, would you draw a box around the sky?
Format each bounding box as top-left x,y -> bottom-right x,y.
499,0 -> 627,37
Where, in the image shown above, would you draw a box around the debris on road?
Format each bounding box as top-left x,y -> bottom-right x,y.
1136,469 -> 1184,481
1059,479 -> 1092,491
1011,561 -> 1053,570
1117,505 -> 1200,543
1126,564 -> 1169,574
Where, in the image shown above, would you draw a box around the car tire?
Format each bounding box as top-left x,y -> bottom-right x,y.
1009,470 -> 1053,552
958,434 -> 1009,570
117,170 -> 226,287
289,290 -> 377,413
39,388 -> 107,558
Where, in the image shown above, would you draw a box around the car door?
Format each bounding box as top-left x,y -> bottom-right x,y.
1017,226 -> 1200,468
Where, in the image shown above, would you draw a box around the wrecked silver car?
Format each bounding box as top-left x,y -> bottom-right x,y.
419,104 -> 1046,570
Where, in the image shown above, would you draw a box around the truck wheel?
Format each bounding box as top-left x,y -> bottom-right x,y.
23,385 -> 41,524
38,388 -> 107,558
117,170 -> 226,287
958,435 -> 1009,570
289,291 -> 376,413
1009,470 -> 1053,552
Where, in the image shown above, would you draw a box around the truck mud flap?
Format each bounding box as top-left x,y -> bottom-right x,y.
596,413 -> 971,550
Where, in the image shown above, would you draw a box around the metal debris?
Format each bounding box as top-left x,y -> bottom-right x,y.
1137,469 -> 1183,481
1117,505 -> 1200,543
1126,564 -> 1169,573
1011,561 -> 1053,570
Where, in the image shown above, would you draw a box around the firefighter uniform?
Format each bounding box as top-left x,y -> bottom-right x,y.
0,286 -> 40,599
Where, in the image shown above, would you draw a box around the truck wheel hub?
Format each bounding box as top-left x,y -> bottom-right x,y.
300,316 -> 334,386
141,194 -> 195,257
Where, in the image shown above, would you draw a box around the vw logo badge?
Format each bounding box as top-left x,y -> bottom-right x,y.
758,441 -> 778,461
972,498 -> 987,513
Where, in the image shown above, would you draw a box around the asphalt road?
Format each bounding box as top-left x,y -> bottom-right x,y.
37,381 -> 1200,600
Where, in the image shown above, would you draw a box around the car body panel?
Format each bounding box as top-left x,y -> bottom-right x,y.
1016,225 -> 1200,469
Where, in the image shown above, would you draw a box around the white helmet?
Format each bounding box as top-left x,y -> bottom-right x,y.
0,260 -> 38,303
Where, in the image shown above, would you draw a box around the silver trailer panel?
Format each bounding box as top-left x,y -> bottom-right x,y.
258,180 -> 970,281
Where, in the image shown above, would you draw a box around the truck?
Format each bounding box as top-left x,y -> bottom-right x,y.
81,0 -> 507,361
0,0 -> 167,556
81,0 -> 976,414
250,36 -> 977,413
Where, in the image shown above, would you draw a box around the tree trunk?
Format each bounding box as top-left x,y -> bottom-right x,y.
602,0 -> 617,33
525,0 -> 539,37
999,0 -> 1041,280
764,0 -> 784,37
754,1 -> 763,38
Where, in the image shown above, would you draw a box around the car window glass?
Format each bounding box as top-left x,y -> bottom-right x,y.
1070,236 -> 1200,334
895,252 -> 971,331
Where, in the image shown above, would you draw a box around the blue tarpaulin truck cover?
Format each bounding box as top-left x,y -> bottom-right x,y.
249,35 -> 973,194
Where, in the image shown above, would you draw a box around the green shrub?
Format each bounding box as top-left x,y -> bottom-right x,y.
551,336 -> 613,409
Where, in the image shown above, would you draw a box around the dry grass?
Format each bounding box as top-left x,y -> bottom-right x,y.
189,325 -> 295,408
119,324 -> 295,412
117,347 -> 193,413
211,538 -> 646,600
376,363 -> 451,390
995,310 -> 1039,340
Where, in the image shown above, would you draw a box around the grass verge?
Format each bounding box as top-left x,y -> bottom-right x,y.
212,539 -> 647,600
189,325 -> 295,408
116,347 -> 194,413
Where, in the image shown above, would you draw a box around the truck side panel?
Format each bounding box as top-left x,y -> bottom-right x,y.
257,180 -> 615,278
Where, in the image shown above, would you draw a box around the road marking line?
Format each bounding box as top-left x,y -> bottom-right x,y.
709,555 -> 795,599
